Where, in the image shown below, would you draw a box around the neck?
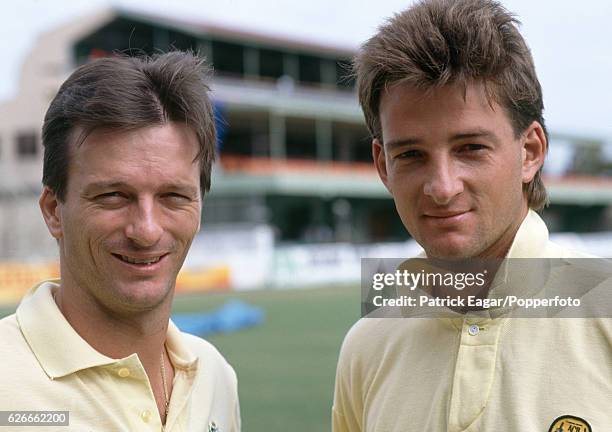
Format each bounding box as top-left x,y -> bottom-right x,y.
54,282 -> 171,359
53,283 -> 175,424
477,205 -> 529,259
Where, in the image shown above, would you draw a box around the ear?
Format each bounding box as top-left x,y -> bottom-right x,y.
521,121 -> 547,183
372,138 -> 392,193
39,187 -> 63,239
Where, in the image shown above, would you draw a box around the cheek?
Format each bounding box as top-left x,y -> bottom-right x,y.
388,167 -> 419,194
64,208 -> 122,247
171,210 -> 201,241
179,223 -> 199,241
474,152 -> 523,192
393,182 -> 422,214
392,196 -> 421,232
503,147 -> 525,177
499,160 -> 526,198
58,205 -> 86,243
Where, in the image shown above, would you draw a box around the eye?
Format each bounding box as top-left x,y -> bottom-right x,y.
162,192 -> 191,203
395,149 -> 423,160
459,144 -> 487,152
94,191 -> 129,205
97,191 -> 127,199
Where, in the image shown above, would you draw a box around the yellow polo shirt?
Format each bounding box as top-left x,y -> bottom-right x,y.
333,210 -> 612,431
0,280 -> 240,432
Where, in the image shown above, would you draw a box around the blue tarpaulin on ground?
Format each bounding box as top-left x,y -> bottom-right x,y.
172,300 -> 265,336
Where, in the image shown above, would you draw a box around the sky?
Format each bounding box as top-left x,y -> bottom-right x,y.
1,0 -> 612,139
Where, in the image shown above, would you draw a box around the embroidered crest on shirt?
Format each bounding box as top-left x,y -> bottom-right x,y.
207,421 -> 219,432
548,415 -> 592,432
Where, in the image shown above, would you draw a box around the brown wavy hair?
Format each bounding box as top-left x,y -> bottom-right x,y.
355,0 -> 548,209
42,51 -> 216,201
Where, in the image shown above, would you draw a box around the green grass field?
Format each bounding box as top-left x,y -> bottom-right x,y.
174,285 -> 360,432
1,285 -> 361,432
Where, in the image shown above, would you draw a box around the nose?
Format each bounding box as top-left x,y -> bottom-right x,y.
124,197 -> 163,247
423,156 -> 464,205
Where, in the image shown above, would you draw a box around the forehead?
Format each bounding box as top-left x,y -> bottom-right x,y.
379,81 -> 514,141
67,123 -> 200,188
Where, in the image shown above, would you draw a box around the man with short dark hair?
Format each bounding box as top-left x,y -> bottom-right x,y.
0,52 -> 240,432
333,0 -> 611,430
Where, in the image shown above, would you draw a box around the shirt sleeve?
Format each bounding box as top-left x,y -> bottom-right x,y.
332,337 -> 363,432
228,365 -> 241,432
332,404 -> 357,432
231,394 -> 241,432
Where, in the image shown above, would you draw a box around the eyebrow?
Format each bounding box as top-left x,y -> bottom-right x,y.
82,181 -> 199,196
384,129 -> 500,151
451,130 -> 499,143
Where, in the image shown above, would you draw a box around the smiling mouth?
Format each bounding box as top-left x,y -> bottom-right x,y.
112,253 -> 167,266
425,211 -> 469,218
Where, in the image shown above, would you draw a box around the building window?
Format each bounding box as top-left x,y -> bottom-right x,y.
167,30 -> 198,51
74,18 -> 157,64
212,40 -> 244,76
222,111 -> 270,156
286,117 -> 317,159
259,48 -> 284,80
332,122 -> 371,162
16,132 -> 38,158
298,54 -> 321,84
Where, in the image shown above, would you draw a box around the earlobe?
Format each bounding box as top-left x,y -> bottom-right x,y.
372,138 -> 392,192
39,187 -> 63,239
521,121 -> 547,183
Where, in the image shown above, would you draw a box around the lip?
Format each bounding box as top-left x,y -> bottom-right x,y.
422,210 -> 471,225
111,252 -> 169,273
424,210 -> 469,218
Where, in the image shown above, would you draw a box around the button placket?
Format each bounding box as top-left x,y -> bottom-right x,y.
447,318 -> 504,432
468,324 -> 480,336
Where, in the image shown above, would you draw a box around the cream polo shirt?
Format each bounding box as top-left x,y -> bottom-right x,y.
0,280 -> 240,432
333,210 -> 612,432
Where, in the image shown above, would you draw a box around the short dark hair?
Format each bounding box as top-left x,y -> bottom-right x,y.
42,51 -> 216,201
355,0 -> 548,210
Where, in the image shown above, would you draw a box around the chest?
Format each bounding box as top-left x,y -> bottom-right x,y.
361,319 -> 612,432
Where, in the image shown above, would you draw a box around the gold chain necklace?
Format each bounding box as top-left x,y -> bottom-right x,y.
160,350 -> 170,428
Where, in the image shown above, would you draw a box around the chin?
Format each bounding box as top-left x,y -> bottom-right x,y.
421,238 -> 477,259
112,281 -> 172,309
425,249 -> 471,260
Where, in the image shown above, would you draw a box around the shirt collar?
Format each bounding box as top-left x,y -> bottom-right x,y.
16,280 -> 198,379
505,209 -> 550,259
400,209 -> 551,318
483,209 -> 553,315
166,320 -> 199,372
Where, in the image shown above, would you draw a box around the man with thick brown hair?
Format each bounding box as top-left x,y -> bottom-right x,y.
333,0 -> 610,430
356,0 -> 548,213
0,52 -> 240,431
